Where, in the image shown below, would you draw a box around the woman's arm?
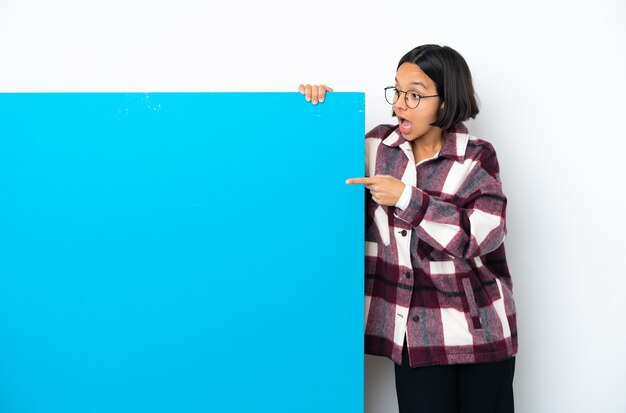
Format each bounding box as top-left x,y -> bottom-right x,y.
395,146 -> 507,259
349,143 -> 507,259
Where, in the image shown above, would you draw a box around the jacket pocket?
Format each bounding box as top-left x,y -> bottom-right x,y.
461,277 -> 483,330
373,205 -> 391,246
428,261 -> 488,331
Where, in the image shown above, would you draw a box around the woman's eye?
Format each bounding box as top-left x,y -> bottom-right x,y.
408,92 -> 420,100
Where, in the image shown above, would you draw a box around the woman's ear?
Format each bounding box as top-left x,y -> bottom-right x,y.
439,101 -> 445,112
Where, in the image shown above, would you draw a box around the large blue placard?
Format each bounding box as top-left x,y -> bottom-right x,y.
0,93 -> 364,413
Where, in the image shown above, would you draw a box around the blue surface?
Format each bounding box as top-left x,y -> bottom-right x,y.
0,93 -> 364,413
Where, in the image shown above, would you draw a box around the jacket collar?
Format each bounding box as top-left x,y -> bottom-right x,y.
382,123 -> 469,163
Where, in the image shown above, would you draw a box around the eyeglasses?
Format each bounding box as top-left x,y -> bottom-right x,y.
384,87 -> 439,109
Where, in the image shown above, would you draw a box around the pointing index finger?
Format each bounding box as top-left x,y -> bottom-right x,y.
345,177 -> 374,185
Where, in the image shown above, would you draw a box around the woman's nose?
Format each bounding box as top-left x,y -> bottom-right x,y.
393,93 -> 407,112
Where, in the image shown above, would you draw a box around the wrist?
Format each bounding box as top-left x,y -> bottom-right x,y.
395,184 -> 411,210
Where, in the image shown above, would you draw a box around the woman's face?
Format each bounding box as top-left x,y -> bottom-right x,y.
393,62 -> 443,142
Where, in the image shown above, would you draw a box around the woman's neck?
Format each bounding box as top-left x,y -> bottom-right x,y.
411,129 -> 447,163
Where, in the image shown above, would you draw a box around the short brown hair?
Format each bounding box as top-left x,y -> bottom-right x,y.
397,44 -> 479,130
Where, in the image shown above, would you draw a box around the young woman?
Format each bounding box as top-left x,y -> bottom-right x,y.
300,45 -> 517,413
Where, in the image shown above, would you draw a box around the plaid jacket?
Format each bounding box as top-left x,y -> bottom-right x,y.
364,123 -> 518,367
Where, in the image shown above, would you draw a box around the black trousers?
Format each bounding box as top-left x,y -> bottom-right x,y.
394,342 -> 515,413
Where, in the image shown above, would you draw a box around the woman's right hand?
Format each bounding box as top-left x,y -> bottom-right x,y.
298,84 -> 334,105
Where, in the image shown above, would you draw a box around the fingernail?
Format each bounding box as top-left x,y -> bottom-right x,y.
312,100 -> 317,104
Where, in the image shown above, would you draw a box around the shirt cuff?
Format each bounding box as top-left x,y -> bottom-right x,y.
395,184 -> 412,210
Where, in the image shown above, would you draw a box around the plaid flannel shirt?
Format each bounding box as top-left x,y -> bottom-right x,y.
364,123 -> 518,368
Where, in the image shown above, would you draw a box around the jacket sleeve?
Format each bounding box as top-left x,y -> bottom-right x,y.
393,143 -> 507,259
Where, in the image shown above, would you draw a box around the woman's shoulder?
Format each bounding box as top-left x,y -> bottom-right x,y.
449,124 -> 502,175
464,134 -> 502,176
466,135 -> 498,157
448,123 -> 496,155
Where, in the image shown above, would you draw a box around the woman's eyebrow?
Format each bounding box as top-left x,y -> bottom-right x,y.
394,78 -> 428,89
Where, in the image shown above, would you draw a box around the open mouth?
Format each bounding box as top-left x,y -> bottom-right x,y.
398,117 -> 412,135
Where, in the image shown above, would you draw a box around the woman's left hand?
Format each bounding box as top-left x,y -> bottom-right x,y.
298,84 -> 333,105
346,175 -> 406,206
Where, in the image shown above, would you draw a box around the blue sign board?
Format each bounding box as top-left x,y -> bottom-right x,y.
0,93 -> 364,412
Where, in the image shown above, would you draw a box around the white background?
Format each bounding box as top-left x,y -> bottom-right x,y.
1,0 -> 625,412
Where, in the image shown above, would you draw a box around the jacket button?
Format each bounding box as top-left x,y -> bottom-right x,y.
412,315 -> 420,322
400,230 -> 407,237
405,272 -> 411,279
